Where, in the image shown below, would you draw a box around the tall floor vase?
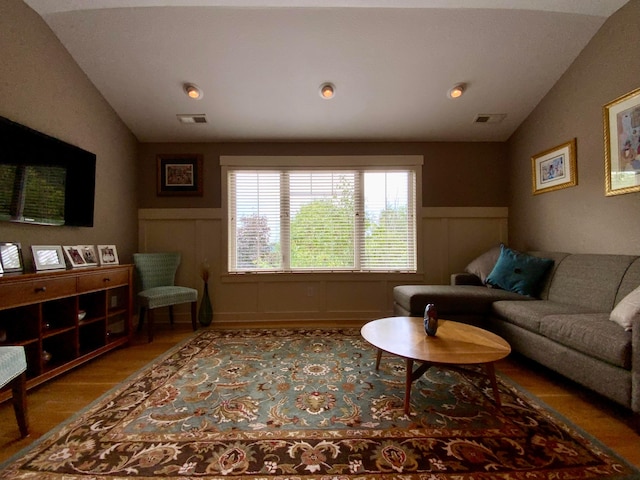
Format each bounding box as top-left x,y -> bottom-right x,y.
198,282 -> 213,326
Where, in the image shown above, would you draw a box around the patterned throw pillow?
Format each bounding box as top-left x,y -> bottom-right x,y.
486,245 -> 553,297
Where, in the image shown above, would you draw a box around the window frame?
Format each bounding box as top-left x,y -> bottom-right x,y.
222,156 -> 423,274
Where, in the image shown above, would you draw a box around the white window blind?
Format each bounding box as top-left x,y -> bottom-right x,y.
227,160 -> 418,273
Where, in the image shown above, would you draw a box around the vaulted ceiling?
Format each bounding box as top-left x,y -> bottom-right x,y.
24,0 -> 629,143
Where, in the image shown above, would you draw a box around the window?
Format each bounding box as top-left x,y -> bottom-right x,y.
225,156 -> 421,273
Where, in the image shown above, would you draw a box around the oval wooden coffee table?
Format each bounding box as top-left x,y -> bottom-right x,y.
361,316 -> 511,414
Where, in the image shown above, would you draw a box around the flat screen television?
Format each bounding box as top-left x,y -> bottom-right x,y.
0,115 -> 96,227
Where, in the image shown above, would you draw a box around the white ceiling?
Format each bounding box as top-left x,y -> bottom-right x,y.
24,0 -> 629,143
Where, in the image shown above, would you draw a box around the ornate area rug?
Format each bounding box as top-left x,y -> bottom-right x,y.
1,328 -> 638,479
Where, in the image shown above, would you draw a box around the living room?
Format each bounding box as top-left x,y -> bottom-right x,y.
1,0 -> 640,475
2,0 -> 639,326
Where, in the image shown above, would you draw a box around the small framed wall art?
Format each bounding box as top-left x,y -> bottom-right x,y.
32,245 -> 66,271
531,139 -> 577,195
604,87 -> 640,196
0,242 -> 24,273
97,245 -> 119,265
156,154 -> 203,196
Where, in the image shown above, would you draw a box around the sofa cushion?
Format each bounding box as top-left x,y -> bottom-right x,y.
486,245 -> 553,297
610,285 -> 640,331
539,313 -> 632,369
525,251 -> 570,300
464,245 -> 501,284
393,285 -> 532,316
491,300 -> 594,333
546,254 -> 637,311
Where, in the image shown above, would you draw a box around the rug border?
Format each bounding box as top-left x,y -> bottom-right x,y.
495,370 -> 639,475
0,328 -> 206,470
1,327 -> 638,478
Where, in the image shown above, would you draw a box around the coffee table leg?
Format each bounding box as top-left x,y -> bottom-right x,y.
404,358 -> 413,414
375,348 -> 382,370
484,362 -> 501,407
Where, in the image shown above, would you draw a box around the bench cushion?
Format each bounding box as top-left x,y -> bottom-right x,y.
394,285 -> 531,316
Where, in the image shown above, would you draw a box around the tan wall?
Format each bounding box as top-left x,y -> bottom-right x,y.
508,0 -> 640,255
137,142 -> 509,324
138,142 -> 509,209
0,0 -> 138,269
138,207 -> 507,325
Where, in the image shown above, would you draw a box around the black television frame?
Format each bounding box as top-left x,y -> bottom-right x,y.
0,115 -> 96,227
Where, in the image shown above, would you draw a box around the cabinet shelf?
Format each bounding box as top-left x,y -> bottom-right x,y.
79,316 -> 106,327
0,338 -> 38,347
42,325 -> 76,339
0,265 -> 133,394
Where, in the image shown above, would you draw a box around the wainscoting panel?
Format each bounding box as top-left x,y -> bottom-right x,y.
138,207 -> 507,325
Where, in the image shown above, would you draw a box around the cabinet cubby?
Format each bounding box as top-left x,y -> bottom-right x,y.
0,265 -> 133,398
0,305 -> 39,344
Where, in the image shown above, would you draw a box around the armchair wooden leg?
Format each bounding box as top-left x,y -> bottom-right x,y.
147,309 -> 155,343
191,301 -> 197,331
11,371 -> 28,438
137,307 -> 146,333
168,306 -> 175,326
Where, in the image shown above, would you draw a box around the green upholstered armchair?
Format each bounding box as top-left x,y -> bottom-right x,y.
0,346 -> 28,437
133,252 -> 198,342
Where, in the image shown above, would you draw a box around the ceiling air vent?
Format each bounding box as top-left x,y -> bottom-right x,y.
177,114 -> 207,124
474,114 -> 506,124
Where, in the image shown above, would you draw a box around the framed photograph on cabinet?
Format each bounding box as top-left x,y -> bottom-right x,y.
63,246 -> 87,268
156,154 -> 203,196
0,242 -> 24,273
97,245 -> 119,265
604,87 -> 640,196
78,245 -> 99,266
531,139 -> 577,195
32,245 -> 66,271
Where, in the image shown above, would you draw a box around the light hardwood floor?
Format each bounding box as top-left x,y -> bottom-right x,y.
0,323 -> 638,468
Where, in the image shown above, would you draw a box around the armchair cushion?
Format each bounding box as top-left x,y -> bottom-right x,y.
138,286 -> 198,310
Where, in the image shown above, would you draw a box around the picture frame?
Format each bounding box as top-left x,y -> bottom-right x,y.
531,139 -> 577,195
63,246 -> 89,268
32,245 -> 66,271
156,154 -> 203,196
78,245 -> 99,266
97,245 -> 119,265
0,242 -> 24,273
604,87 -> 640,196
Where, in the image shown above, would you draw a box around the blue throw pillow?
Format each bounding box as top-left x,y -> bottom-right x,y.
486,245 -> 553,297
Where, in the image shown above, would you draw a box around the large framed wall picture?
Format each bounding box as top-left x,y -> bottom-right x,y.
156,154 -> 203,196
604,87 -> 640,196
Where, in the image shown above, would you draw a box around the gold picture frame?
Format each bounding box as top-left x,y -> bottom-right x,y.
604,87 -> 640,196
531,139 -> 577,195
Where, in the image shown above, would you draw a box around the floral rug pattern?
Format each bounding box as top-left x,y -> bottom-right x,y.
1,328 -> 638,479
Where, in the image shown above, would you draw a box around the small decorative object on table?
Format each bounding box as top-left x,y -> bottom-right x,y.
198,260 -> 213,326
424,303 -> 438,336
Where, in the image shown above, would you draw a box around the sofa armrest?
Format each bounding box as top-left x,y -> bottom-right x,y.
451,272 -> 483,286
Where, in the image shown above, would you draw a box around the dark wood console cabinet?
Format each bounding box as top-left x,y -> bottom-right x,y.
0,265 -> 133,399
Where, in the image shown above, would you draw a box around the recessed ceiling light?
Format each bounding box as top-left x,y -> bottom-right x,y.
447,83 -> 466,99
183,83 -> 203,100
319,83 -> 335,100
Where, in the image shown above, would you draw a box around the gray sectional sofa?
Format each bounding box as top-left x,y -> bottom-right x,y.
393,250 -> 640,429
